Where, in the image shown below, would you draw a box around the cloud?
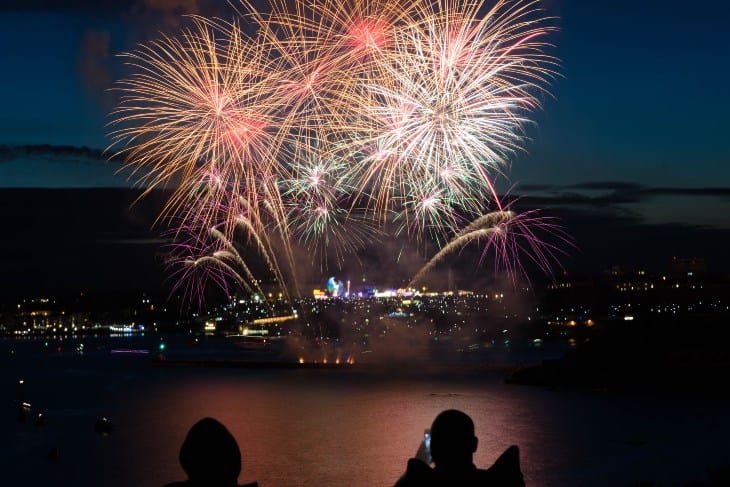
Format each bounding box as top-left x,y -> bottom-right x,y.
647,187 -> 730,198
512,180 -> 730,211
134,0 -> 200,29
0,1 -> 122,14
0,1 -> 202,16
0,144 -> 111,161
495,182 -> 730,274
567,181 -> 646,192
0,144 -> 131,188
95,237 -> 171,245
4,1 -> 237,108
510,191 -> 642,208
77,30 -> 114,106
514,183 -> 558,192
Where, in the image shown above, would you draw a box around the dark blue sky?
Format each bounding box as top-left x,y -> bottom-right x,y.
1,1 -> 728,202
523,0 -> 729,185
1,0 -> 729,287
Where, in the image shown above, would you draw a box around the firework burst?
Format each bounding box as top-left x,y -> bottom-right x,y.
109,0 -> 564,305
282,148 -> 377,267
348,0 -> 556,236
109,18 -> 286,229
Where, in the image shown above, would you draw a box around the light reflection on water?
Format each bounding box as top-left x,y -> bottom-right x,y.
2,340 -> 730,486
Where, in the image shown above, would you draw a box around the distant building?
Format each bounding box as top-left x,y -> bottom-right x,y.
669,257 -> 706,278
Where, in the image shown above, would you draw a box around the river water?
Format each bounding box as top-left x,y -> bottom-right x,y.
2,336 -> 729,486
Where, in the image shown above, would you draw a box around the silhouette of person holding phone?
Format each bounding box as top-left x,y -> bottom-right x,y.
166,417 -> 258,487
395,409 -> 524,486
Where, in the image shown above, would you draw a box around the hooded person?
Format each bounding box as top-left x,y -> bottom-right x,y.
166,417 -> 258,487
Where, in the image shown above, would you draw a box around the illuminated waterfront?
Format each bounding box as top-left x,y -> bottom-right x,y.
3,259 -> 729,487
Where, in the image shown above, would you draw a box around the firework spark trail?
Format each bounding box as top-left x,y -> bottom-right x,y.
169,181 -> 298,299
232,197 -> 294,300
408,210 -> 512,286
165,226 -> 258,310
167,224 -> 278,310
207,226 -> 269,295
408,208 -> 572,287
454,209 -> 516,237
484,208 -> 574,281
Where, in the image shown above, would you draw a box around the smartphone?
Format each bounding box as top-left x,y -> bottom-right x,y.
419,428 -> 432,464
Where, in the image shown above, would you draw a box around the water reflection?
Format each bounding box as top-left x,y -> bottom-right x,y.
3,349 -> 730,486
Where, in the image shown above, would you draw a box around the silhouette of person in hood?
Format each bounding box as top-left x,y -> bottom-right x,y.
166,417 -> 258,487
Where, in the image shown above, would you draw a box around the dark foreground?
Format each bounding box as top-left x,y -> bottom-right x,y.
509,318 -> 730,398
3,336 -> 730,486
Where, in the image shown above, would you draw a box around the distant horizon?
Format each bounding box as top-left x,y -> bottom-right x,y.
1,185 -> 729,303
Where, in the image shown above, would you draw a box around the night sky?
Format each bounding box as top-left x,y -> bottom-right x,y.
1,0 -> 729,296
